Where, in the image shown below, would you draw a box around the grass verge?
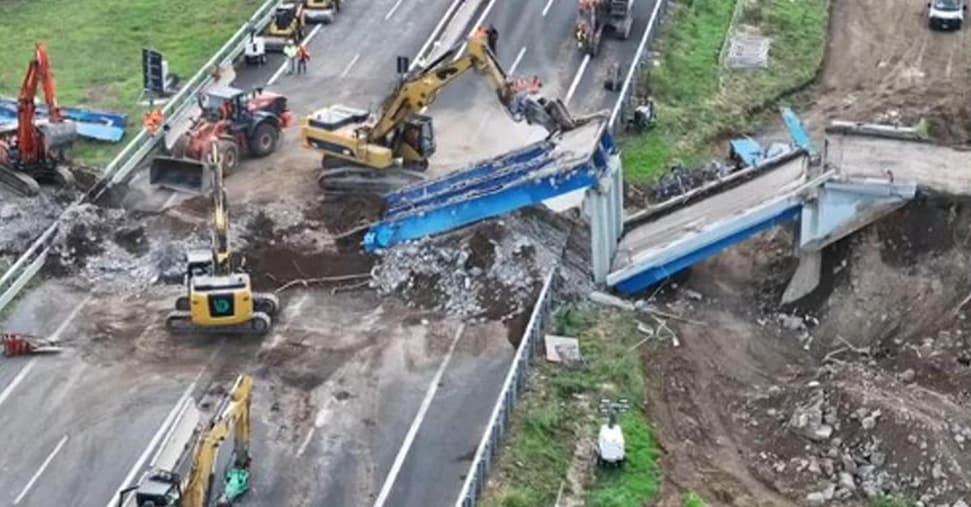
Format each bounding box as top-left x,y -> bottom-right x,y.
481,305 -> 660,507
622,0 -> 829,182
0,0 -> 263,165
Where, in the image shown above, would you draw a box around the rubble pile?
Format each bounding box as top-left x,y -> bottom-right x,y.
47,203 -> 206,292
370,222 -> 539,319
0,194 -> 66,258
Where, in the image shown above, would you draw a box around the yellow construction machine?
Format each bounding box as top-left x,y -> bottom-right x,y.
261,2 -> 305,51
164,145 -> 279,335
304,0 -> 339,23
118,375 -> 254,507
300,28 -> 583,194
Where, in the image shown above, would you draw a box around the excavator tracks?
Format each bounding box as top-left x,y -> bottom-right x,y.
319,166 -> 427,196
164,310 -> 274,335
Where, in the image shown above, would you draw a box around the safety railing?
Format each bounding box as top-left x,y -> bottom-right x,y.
0,0 -> 283,315
455,267 -> 559,507
608,0 -> 669,134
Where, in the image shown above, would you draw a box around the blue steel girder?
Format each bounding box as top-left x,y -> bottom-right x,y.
363,121 -> 615,251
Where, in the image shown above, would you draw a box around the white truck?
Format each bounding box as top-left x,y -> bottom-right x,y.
928,0 -> 966,30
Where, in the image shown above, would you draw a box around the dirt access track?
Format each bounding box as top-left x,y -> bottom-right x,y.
640,1 -> 971,505
810,0 -> 971,142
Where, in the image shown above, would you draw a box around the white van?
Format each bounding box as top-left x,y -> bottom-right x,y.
928,0 -> 966,30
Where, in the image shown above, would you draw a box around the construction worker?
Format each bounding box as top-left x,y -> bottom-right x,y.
296,43 -> 311,75
284,39 -> 298,74
143,101 -> 164,134
487,24 -> 499,54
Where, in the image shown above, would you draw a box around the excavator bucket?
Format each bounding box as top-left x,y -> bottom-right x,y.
149,156 -> 212,194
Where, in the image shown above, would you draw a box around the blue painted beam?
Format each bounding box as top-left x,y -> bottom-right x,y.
782,107 -> 815,155
364,162 -> 603,251
611,205 -> 802,294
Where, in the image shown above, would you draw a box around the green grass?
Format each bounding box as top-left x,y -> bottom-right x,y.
0,0 -> 263,165
622,0 -> 829,182
683,491 -> 707,507
481,306 -> 661,507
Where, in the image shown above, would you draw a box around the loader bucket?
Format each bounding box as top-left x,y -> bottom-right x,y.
150,156 -> 212,194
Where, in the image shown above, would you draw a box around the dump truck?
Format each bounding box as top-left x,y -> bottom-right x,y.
575,0 -> 633,57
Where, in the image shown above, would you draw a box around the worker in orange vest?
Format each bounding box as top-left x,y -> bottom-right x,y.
143,106 -> 164,134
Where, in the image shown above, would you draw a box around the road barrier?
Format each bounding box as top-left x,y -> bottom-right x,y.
0,0 -> 283,315
455,268 -> 559,506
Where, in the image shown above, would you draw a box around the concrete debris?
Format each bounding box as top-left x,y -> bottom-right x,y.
589,291 -> 635,311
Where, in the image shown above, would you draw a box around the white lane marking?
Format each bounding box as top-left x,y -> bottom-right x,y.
266,24 -> 324,86
50,295 -> 94,342
453,0 -> 500,61
104,375 -> 201,507
0,359 -> 36,409
296,427 -> 316,457
340,54 -> 361,79
542,0 -> 557,17
564,54 -> 591,105
373,324 -> 466,507
411,0 -> 466,69
509,46 -> 527,74
385,0 -> 405,19
162,192 -> 180,210
13,434 -> 69,505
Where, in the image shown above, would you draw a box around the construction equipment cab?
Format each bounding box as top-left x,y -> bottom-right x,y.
262,2 -> 305,50
163,146 -> 280,336
576,0 -> 633,56
300,27 -> 584,194
118,375 -> 254,507
304,0 -> 338,23
0,42 -> 78,196
928,0 -> 966,30
150,86 -> 291,192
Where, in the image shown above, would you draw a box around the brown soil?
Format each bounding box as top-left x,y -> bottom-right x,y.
807,0 -> 971,144
644,196 -> 971,506
240,210 -> 375,291
303,193 -> 386,235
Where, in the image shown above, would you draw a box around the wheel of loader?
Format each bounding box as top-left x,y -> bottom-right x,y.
249,122 -> 279,158
218,140 -> 240,174
175,295 -> 190,311
253,293 -> 280,317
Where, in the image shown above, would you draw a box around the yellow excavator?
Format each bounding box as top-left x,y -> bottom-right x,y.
164,145 -> 279,335
300,27 -> 585,194
118,374 -> 253,507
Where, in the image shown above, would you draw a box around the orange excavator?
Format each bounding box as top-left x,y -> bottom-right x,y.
0,42 -> 78,196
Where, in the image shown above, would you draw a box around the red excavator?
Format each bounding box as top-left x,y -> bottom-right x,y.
0,42 -> 78,196
149,85 -> 293,193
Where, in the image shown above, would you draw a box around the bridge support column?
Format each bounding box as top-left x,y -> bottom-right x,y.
782,176 -> 917,303
588,152 -> 624,283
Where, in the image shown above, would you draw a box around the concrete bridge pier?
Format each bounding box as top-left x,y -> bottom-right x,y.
587,150 -> 624,284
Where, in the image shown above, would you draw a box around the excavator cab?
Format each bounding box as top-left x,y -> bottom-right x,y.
395,114 -> 435,164
131,469 -> 182,506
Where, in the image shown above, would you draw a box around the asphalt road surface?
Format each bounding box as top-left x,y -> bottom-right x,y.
0,0 -> 662,504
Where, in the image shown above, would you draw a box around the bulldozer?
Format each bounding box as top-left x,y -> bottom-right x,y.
163,145 -> 279,335
118,374 -> 254,507
150,85 -> 292,193
299,27 -> 586,195
575,0 -> 633,57
261,2 -> 306,51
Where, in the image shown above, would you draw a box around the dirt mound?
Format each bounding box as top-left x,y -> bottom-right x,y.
303,193 -> 385,235
809,0 -> 971,144
643,196 -> 971,506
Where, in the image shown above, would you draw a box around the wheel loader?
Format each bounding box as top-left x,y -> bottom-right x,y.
304,0 -> 339,23
150,86 -> 292,193
163,145 -> 280,336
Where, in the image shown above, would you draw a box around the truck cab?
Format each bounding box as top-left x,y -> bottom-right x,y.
928,0 -> 966,30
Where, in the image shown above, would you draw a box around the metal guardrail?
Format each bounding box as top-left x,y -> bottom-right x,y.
608,0 -> 669,134
0,0 -> 282,315
455,268 -> 559,507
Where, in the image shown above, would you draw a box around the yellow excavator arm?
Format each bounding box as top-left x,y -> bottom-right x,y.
182,374 -> 253,507
207,144 -> 232,276
368,28 -> 576,143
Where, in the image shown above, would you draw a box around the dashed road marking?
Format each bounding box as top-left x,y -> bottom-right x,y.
14,434 -> 69,505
